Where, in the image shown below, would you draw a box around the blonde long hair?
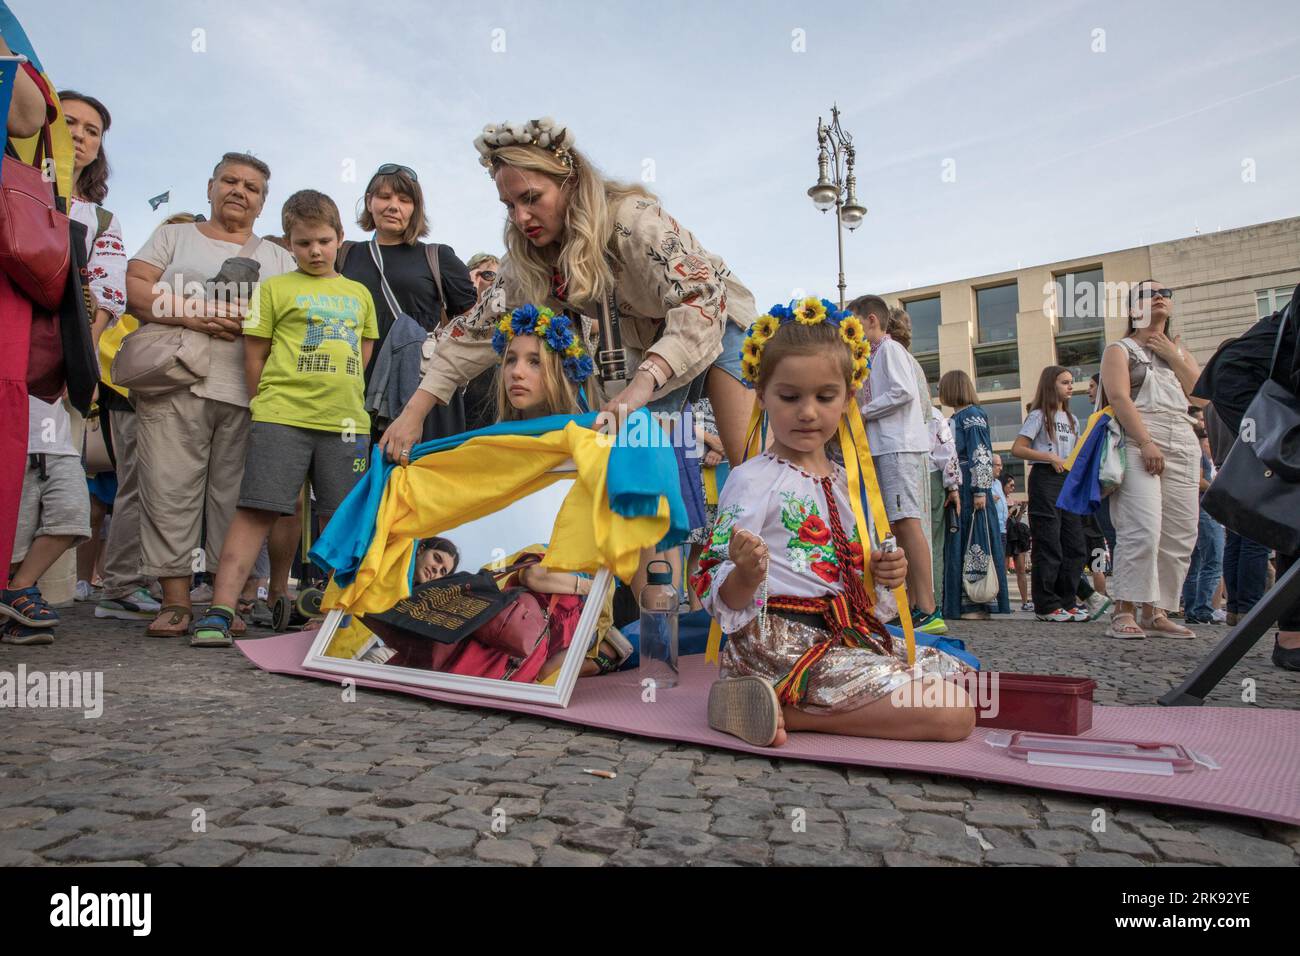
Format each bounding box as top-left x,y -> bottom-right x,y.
491,144 -> 655,310
494,336 -> 593,423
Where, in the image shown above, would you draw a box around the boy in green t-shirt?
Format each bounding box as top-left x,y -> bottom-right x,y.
193,190 -> 378,647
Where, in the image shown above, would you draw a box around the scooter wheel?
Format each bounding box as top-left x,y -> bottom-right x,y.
272,595 -> 292,632
298,588 -> 324,618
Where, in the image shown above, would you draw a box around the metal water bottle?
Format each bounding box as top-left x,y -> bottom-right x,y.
638,559 -> 679,689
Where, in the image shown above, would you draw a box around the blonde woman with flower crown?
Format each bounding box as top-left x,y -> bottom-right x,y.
377,117 -> 758,471
693,299 -> 975,749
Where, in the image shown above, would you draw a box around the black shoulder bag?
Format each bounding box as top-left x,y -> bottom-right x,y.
1202,303 -> 1300,555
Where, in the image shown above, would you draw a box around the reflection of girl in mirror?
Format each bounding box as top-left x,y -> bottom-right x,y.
489,311 -> 632,675
694,300 -> 976,749
414,537 -> 459,584
493,304 -> 595,421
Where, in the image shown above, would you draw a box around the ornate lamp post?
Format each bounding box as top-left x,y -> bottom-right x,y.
807,104 -> 867,309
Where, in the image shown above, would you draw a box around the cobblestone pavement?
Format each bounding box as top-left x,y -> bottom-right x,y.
2,604 -> 1297,867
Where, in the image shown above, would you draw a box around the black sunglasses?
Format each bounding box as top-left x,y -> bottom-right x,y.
477,270 -> 497,281
1136,287 -> 1174,301
368,163 -> 418,189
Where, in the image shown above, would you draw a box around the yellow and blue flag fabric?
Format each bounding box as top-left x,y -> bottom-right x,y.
1057,405 -> 1114,515
312,410 -> 688,617
0,3 -> 74,201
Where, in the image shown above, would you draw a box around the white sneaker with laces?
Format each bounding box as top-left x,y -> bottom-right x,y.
1211,608 -> 1228,624
74,580 -> 93,602
1036,609 -> 1074,622
1084,592 -> 1113,621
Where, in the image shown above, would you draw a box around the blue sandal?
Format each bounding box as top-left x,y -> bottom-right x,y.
0,587 -> 59,628
191,605 -> 236,648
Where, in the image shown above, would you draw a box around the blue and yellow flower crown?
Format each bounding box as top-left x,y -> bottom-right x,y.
492,304 -> 595,384
739,296 -> 869,391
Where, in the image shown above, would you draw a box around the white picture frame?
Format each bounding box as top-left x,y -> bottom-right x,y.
300,466 -> 613,708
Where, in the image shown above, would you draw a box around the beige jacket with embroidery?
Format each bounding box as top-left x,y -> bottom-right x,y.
416,195 -> 757,406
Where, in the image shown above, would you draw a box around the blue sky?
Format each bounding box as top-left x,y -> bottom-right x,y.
26,0 -> 1300,307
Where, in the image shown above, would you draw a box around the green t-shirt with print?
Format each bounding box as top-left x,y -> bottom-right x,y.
245,271 -> 379,432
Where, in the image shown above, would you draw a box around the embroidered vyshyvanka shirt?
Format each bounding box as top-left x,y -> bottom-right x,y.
691,453 -> 878,634
416,196 -> 757,406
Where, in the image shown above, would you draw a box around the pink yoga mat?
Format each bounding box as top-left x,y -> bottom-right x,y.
239,630 -> 1300,826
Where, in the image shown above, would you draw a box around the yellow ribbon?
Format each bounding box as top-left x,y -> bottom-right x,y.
842,409 -> 915,666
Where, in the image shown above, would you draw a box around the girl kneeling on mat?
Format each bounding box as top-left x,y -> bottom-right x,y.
692,299 -> 975,748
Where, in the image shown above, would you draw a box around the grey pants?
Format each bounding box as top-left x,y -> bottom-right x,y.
930,469 -> 946,608
100,409 -> 146,600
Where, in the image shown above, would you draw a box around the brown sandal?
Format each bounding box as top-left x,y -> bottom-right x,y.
146,605 -> 193,638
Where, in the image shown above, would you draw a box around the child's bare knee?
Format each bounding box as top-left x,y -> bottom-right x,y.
933,705 -> 976,741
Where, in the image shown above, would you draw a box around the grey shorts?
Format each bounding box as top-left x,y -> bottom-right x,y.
14,453 -> 91,562
875,451 -> 927,523
239,422 -> 370,518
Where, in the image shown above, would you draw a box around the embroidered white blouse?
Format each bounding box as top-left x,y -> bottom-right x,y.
691,453 -> 881,633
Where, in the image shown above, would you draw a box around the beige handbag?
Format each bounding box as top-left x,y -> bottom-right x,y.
82,410 -> 112,475
111,232 -> 261,395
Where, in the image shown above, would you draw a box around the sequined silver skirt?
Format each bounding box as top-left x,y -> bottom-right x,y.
720,613 -> 972,715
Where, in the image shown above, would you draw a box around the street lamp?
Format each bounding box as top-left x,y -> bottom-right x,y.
807,104 -> 867,308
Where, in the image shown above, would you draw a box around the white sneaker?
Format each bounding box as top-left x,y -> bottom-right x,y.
1211,608 -> 1228,624
1084,592 -> 1113,621
127,586 -> 161,613
1036,609 -> 1074,623
189,582 -> 214,605
74,580 -> 94,602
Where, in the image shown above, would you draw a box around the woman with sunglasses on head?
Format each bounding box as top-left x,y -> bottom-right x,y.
339,164 -> 478,440
1102,280 -> 1206,640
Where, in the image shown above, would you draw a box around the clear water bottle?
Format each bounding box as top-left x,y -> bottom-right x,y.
638,559 -> 679,689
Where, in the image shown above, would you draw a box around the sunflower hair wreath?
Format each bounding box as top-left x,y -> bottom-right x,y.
739,296 -> 869,390
492,304 -> 595,385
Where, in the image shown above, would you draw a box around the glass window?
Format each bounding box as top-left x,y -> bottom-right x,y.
1257,286 -> 1295,320
1068,391 -> 1094,427
1056,333 -> 1104,382
918,354 -> 940,399
1055,267 -> 1105,333
904,296 -> 941,354
974,344 -> 1019,393
983,399 -> 1024,444
976,282 -> 1019,344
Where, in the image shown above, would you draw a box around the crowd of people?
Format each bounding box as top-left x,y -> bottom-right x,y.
3,74 -> 1298,755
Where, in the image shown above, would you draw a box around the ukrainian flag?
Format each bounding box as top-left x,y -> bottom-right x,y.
0,2 -> 74,202
1057,405 -> 1115,515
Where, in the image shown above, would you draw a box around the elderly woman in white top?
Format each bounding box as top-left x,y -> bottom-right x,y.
124,152 -> 296,637
1102,280 -> 1205,639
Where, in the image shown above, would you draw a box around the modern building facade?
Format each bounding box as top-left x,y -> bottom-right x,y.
879,215 -> 1299,494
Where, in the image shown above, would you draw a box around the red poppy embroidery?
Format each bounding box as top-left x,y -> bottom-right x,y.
798,515 -> 831,546
849,541 -> 864,570
450,326 -> 464,338
811,560 -> 839,584
691,570 -> 712,594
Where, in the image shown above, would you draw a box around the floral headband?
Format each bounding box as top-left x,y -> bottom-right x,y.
493,304 -> 595,384
474,118 -> 575,171
739,297 -> 869,391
